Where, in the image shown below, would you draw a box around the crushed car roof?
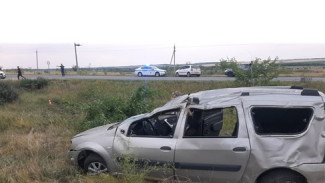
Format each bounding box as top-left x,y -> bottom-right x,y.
162,86 -> 325,109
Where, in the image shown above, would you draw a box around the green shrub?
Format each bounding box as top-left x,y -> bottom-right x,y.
19,77 -> 48,89
0,82 -> 18,105
219,57 -> 279,86
79,86 -> 155,131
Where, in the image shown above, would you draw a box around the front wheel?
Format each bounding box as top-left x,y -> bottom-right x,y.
137,72 -> 143,77
84,154 -> 109,175
258,170 -> 306,183
155,72 -> 160,77
187,72 -> 191,77
176,73 -> 179,77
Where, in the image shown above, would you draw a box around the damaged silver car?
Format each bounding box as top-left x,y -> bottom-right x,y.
68,86 -> 325,183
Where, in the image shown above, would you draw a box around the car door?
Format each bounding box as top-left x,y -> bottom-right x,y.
179,66 -> 188,75
149,66 -> 155,76
112,108 -> 184,179
174,103 -> 250,183
141,66 -> 149,76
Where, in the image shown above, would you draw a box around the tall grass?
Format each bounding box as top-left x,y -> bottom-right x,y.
0,79 -> 324,182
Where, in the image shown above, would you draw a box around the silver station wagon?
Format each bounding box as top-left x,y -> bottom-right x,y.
68,86 -> 325,183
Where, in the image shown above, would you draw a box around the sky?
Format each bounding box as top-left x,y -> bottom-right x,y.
1,0 -> 325,69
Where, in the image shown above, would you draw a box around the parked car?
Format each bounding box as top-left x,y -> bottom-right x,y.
224,68 -> 235,77
175,65 -> 201,77
0,70 -> 6,79
134,65 -> 166,77
68,86 -> 325,183
225,63 -> 251,77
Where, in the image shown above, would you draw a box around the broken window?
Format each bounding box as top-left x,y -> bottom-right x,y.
128,109 -> 180,137
184,107 -> 238,138
251,107 -> 313,135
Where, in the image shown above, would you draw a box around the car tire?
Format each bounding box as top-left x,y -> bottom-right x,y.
84,153 -> 109,175
137,72 -> 143,77
258,169 -> 306,183
197,74 -> 200,77
176,73 -> 179,77
187,72 -> 191,77
155,72 -> 160,77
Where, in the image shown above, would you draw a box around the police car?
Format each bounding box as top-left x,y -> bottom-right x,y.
135,65 -> 166,77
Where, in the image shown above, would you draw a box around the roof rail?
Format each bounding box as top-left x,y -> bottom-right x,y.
241,92 -> 250,96
301,89 -> 320,96
291,86 -> 303,90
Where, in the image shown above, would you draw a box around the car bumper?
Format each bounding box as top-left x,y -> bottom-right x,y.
68,149 -> 80,165
293,163 -> 325,183
191,72 -> 201,75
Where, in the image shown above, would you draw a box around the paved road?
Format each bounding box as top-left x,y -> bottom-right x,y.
4,74 -> 325,82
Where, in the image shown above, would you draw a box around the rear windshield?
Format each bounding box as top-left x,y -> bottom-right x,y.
251,107 -> 313,135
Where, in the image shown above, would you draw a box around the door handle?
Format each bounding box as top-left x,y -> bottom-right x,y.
160,146 -> 172,151
233,147 -> 246,152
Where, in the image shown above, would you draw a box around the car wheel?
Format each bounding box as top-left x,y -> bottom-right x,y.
176,73 -> 179,77
197,74 -> 200,77
137,72 -> 143,77
187,72 -> 191,77
258,169 -> 306,183
84,154 -> 109,175
155,72 -> 160,77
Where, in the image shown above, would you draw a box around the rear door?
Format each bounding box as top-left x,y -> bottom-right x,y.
174,103 -> 250,183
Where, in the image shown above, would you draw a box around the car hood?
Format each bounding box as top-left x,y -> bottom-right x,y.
72,122 -> 119,139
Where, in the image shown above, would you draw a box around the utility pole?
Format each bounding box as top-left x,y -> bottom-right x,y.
170,44 -> 176,73
74,43 -> 81,72
47,61 -> 50,73
36,50 -> 39,70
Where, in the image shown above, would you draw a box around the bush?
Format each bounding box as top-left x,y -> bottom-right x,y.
0,82 -> 18,105
79,85 -> 155,131
219,57 -> 279,86
19,77 -> 48,89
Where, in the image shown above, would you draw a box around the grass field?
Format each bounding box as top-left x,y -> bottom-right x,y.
0,79 -> 324,183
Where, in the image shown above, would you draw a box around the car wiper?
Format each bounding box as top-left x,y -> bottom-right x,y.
107,123 -> 121,130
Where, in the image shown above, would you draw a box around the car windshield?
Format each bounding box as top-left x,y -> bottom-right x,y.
121,113 -> 148,124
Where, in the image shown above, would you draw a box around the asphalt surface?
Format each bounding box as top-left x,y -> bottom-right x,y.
4,74 -> 325,82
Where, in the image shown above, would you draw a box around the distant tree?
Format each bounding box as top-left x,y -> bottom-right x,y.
218,57 -> 279,86
218,57 -> 238,71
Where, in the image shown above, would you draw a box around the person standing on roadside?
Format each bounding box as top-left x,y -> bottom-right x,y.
58,64 -> 65,76
17,66 -> 26,80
